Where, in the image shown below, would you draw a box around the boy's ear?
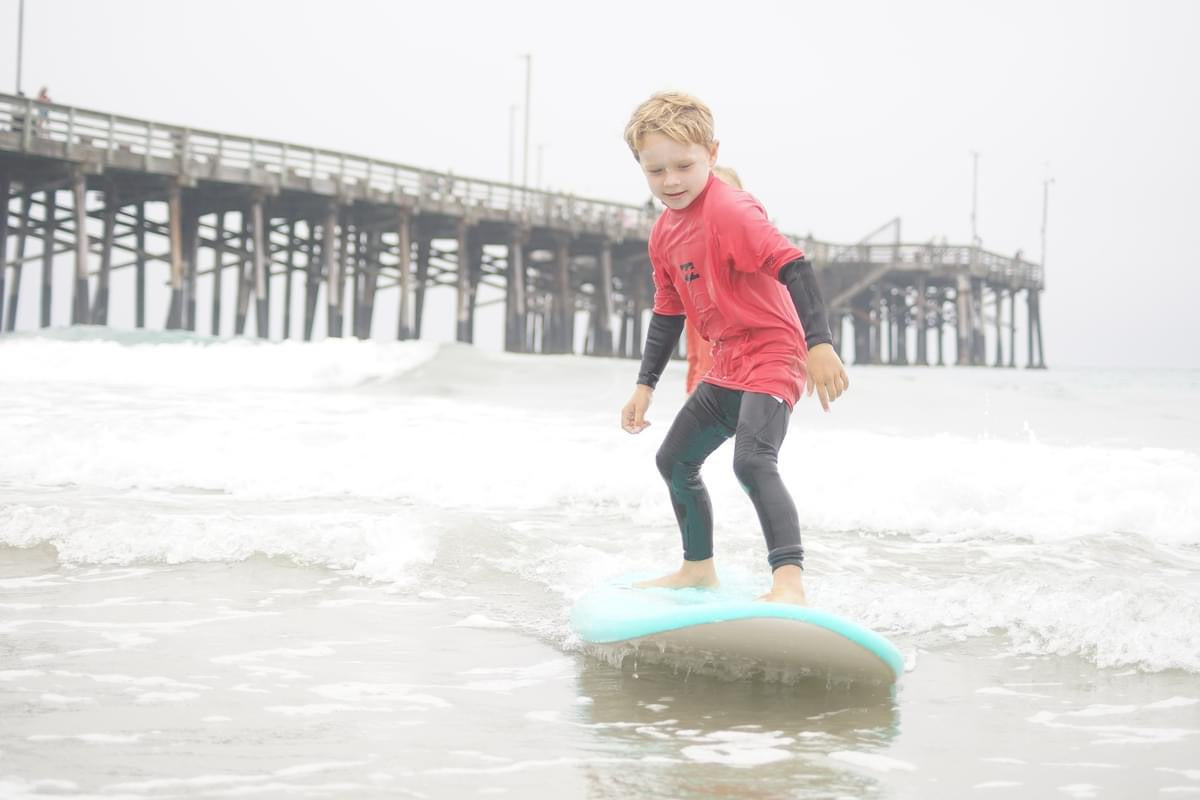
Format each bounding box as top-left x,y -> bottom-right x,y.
708,140 -> 720,166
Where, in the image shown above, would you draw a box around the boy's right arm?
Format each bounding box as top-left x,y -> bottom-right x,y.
622,239 -> 686,434
622,313 -> 685,433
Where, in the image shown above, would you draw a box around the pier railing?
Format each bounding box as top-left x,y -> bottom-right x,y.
0,93 -> 653,237
0,93 -> 1042,291
801,238 -> 1042,288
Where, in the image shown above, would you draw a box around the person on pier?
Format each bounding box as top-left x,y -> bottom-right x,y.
619,91 -> 848,605
35,87 -> 51,132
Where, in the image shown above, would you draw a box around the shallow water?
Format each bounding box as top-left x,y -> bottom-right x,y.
2,330 -> 1198,798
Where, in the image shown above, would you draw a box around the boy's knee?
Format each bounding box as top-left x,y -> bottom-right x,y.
732,450 -> 776,488
655,446 -> 677,482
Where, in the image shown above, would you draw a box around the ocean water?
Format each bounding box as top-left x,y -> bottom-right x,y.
1,329 -> 1198,799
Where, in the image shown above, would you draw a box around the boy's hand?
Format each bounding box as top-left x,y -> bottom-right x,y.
621,385 -> 654,433
805,343 -> 849,412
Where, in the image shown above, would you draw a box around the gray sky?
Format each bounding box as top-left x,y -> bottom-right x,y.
6,0 -> 1198,368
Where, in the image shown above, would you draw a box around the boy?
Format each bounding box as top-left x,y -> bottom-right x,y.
619,92 -> 848,605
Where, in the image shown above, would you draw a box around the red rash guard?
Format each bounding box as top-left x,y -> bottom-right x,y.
649,173 -> 808,408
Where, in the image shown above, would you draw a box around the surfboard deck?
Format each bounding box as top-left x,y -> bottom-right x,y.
571,579 -> 904,686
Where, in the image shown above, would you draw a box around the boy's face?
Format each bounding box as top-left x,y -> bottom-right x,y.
637,132 -> 719,211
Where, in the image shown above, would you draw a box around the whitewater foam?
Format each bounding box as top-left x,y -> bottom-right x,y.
3,333 -> 1199,675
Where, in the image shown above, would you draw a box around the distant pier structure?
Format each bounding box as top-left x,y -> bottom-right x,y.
0,94 -> 1045,367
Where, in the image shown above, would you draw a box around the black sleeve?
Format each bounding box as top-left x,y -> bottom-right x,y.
778,259 -> 833,349
636,313 -> 686,389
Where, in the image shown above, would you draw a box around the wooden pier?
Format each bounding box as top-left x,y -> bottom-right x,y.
0,93 -> 1045,367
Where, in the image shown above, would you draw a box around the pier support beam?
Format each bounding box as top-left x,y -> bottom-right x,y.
41,189 -> 54,328
893,290 -> 909,365
359,229 -> 381,339
350,228 -> 364,339
283,219 -> 296,339
993,286 -> 1004,367
935,292 -> 947,367
915,276 -> 928,365
165,180 -> 185,330
1008,290 -> 1017,368
70,172 -> 90,326
504,228 -> 526,352
0,175 -> 9,331
251,196 -> 269,338
183,204 -> 199,331
528,296 -> 542,353
91,183 -> 116,326
350,229 -> 363,339
414,235 -> 430,338
971,278 -> 986,365
852,303 -> 870,366
135,202 -> 146,328
324,205 -> 342,337
552,237 -> 572,353
593,242 -> 615,356
871,286 -> 884,364
6,193 -> 31,331
631,267 -> 646,360
1027,288 -> 1046,368
884,293 -> 894,364
234,211 -> 251,335
336,213 -> 353,337
955,276 -> 970,366
212,212 -> 226,335
303,218 -> 321,341
466,237 -> 483,342
455,219 -> 471,343
396,210 -> 413,340
617,312 -> 627,357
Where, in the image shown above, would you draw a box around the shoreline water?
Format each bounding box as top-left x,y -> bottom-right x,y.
2,331 -> 1198,797
2,552 -> 1198,799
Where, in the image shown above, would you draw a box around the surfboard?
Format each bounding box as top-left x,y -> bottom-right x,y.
571,579 -> 904,686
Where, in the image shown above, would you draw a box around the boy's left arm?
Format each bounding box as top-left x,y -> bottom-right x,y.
778,259 -> 849,412
719,194 -> 849,410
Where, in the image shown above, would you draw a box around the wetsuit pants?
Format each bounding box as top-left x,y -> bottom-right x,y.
655,381 -> 804,570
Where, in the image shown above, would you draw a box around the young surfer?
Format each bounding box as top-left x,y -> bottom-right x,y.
619,91 -> 848,605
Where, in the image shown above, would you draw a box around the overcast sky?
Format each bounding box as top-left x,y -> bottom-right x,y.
5,0 -> 1198,368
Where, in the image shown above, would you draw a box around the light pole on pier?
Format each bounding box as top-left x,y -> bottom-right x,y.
16,0 -> 25,95
970,150 -> 981,246
521,53 -> 532,191
508,104 -> 517,185
1040,170 -> 1055,269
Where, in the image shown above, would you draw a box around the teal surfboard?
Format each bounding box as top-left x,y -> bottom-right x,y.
571,579 -> 904,685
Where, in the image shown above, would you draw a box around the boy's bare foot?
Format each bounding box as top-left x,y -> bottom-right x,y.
634,558 -> 719,590
757,564 -> 807,605
758,586 -> 808,605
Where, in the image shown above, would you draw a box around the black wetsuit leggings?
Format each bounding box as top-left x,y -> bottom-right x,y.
656,382 -> 804,571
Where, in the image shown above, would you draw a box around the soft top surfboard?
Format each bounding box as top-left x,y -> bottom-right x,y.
571,578 -> 904,686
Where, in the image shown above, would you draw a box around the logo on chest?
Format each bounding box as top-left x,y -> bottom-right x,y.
678,262 -> 701,283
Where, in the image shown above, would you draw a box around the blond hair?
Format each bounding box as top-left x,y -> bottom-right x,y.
623,91 -> 715,161
712,165 -> 743,189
